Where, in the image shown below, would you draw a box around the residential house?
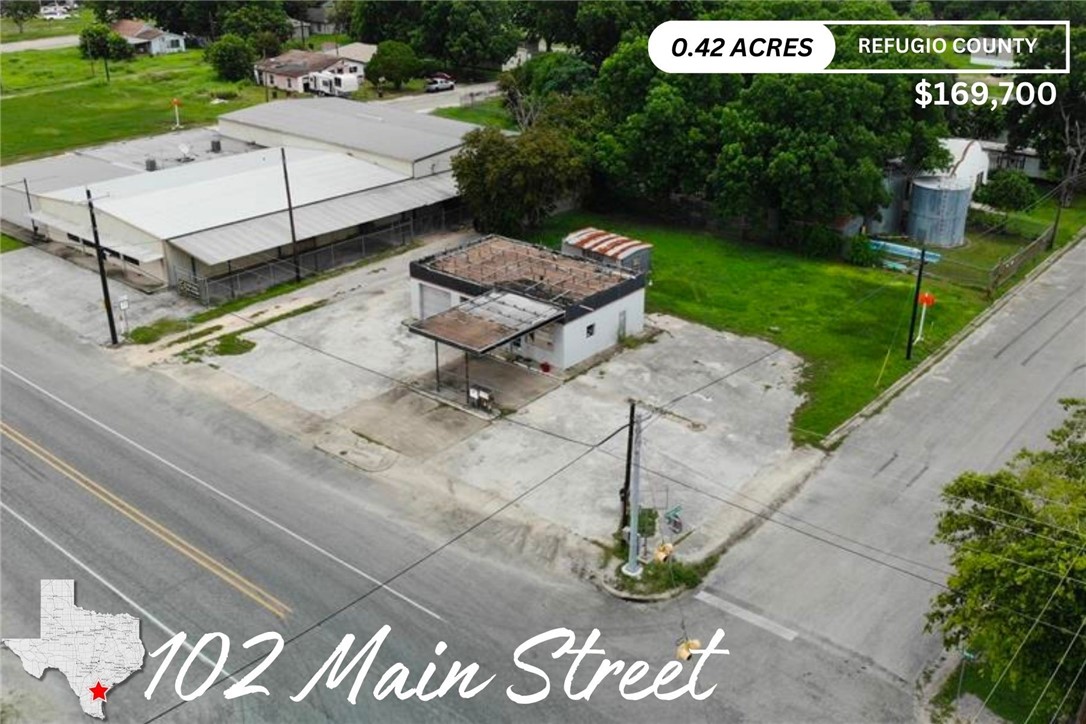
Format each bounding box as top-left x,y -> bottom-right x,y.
253,50 -> 362,95
110,19 -> 186,56
304,1 -> 340,34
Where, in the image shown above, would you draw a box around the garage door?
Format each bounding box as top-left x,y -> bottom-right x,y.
420,284 -> 452,319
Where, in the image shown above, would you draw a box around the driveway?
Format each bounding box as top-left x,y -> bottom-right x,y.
0,34 -> 79,53
379,81 -> 498,113
699,241 -> 1086,685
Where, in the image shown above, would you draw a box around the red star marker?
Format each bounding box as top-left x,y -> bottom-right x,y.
89,681 -> 109,701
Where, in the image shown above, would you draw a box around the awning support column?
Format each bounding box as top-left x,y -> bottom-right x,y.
464,352 -> 470,406
434,341 -> 441,391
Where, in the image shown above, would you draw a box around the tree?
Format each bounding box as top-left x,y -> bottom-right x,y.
365,40 -> 419,90
0,0 -> 41,34
975,170 -> 1039,214
1008,27 -> 1086,206
251,30 -> 283,59
452,126 -> 587,234
205,33 -> 255,82
511,1 -> 578,51
499,52 -> 595,129
926,400 -> 1086,722
415,1 -> 519,73
221,3 -> 292,42
79,23 -> 113,60
106,30 -> 133,60
348,0 -> 421,45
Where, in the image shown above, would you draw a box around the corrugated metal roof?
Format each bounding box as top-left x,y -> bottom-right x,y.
563,228 -> 652,261
1,153 -> 139,231
41,148 -> 407,241
219,98 -> 479,163
169,172 -> 458,266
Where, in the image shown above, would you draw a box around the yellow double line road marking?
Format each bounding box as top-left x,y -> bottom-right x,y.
1,421 -> 291,619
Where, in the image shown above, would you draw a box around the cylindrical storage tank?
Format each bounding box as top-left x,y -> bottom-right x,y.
869,171 -> 907,235
906,176 -> 972,248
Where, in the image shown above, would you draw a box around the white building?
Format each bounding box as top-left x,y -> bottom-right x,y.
28,147 -> 460,291
408,236 -> 646,371
253,50 -> 362,94
218,98 -> 478,178
110,19 -> 185,56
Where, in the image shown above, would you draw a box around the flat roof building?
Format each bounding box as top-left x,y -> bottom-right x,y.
218,98 -> 478,178
409,236 -> 645,371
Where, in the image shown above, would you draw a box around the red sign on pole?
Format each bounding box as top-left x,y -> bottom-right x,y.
171,98 -> 181,107
919,292 -> 936,308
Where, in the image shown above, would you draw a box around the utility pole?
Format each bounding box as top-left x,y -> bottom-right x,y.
85,188 -> 119,345
905,245 -> 928,360
621,409 -> 643,579
280,148 -> 301,282
620,402 -> 635,528
22,178 -> 37,235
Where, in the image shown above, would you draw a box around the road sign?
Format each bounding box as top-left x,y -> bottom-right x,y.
118,295 -> 129,311
919,292 -> 936,307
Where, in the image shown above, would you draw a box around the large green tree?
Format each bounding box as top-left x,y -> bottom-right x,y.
452,126 -> 587,234
415,1 -> 519,72
511,1 -> 579,51
1008,27 -> 1086,206
348,0 -> 421,45
366,40 -> 420,90
0,0 -> 41,34
221,3 -> 292,42
205,33 -> 255,82
926,400 -> 1086,721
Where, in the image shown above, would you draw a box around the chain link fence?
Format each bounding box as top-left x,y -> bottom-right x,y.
176,205 -> 471,305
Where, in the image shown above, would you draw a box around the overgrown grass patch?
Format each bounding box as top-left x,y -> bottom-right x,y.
611,554 -> 720,595
128,318 -> 192,345
433,98 -> 516,130
528,212 -> 991,445
932,663 -> 1061,723
209,334 -> 256,356
1,234 -> 26,253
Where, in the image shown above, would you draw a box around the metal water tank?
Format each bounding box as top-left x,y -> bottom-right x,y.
907,176 -> 972,248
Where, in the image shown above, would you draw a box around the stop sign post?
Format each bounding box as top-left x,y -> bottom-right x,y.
916,291 -> 936,344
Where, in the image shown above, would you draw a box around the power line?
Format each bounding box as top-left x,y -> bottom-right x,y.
1024,615 -> 1086,723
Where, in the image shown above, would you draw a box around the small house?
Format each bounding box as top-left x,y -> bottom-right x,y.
253,50 -> 361,94
110,20 -> 185,56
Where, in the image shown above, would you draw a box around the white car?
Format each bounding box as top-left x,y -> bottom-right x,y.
425,78 -> 455,93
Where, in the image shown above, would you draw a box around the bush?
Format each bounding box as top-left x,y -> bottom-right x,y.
798,226 -> 843,258
80,24 -> 131,61
205,34 -> 255,82
366,40 -> 420,90
975,170 -> 1039,212
843,236 -> 885,267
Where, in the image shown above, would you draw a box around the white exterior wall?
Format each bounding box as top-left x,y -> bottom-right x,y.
554,289 -> 644,368
36,196 -> 164,262
149,34 -> 185,55
412,148 -> 460,179
217,118 -> 415,176
410,277 -> 645,370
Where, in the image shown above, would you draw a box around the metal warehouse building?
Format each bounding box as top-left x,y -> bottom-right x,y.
29,146 -> 462,301
217,98 -> 477,178
408,236 -> 646,371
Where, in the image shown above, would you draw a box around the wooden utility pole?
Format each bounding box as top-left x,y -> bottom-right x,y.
906,245 -> 928,360
85,188 -> 119,345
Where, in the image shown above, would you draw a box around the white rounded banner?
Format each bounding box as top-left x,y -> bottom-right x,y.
648,21 -> 837,74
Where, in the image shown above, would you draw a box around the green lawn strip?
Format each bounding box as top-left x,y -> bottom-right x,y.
0,8 -> 93,42
165,324 -> 223,347
350,77 -> 427,102
611,555 -> 720,595
933,663 -> 1060,723
432,98 -> 516,130
1,233 -> 26,253
177,301 -> 327,360
527,212 -> 989,446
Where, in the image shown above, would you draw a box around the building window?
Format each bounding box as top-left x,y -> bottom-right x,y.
168,39 -> 180,49
287,78 -> 293,88
586,324 -> 595,338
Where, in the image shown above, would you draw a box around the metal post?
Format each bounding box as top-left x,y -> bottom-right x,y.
464,352 -> 470,405
434,341 -> 441,391
905,245 -> 927,360
280,148 -> 301,283
85,188 -> 119,345
622,412 -> 643,579
620,402 -> 635,528
22,178 -> 37,235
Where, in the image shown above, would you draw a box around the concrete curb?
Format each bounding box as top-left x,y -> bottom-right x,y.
823,234 -> 1084,448
589,573 -> 690,603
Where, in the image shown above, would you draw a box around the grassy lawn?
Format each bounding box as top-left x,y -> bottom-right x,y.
528,212 -> 991,445
1,233 -> 26,253
433,98 -> 516,130
0,48 -> 265,162
934,663 -> 1062,723
348,77 -> 427,101
0,8 -> 92,42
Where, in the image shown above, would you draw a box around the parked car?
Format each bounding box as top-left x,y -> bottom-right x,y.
425,78 -> 455,93
428,72 -> 455,82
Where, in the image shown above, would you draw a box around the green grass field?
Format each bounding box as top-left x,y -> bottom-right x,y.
0,48 -> 265,162
528,212 -> 990,445
1,233 -> 26,253
433,98 -> 516,130
0,8 -> 93,43
934,663 -> 1061,723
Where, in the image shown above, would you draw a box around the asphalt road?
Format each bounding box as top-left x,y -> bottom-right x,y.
378,82 -> 499,114
703,242 -> 1086,687
0,300 -> 909,722
0,34 -> 79,54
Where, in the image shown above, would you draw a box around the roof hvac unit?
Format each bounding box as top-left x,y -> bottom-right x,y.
145,158 -> 157,172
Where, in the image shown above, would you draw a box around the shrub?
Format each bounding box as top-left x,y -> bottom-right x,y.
843,236 -> 885,267
798,226 -> 842,258
205,34 -> 255,82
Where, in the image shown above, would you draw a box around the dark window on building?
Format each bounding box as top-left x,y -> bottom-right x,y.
122,255 -> 140,266
586,324 -> 595,338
